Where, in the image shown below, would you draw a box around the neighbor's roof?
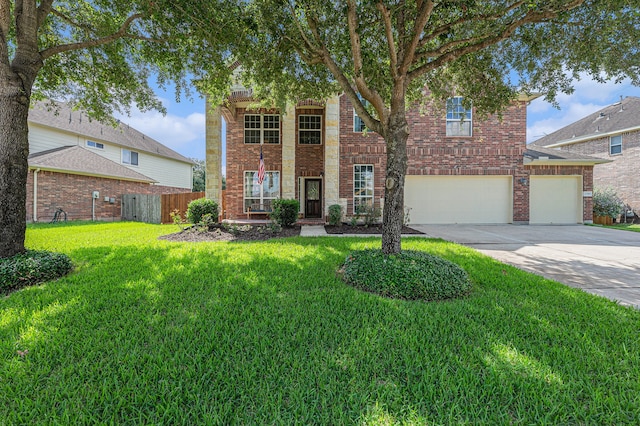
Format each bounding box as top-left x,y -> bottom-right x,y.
524,146 -> 611,166
28,101 -> 193,165
28,146 -> 157,183
531,96 -> 640,148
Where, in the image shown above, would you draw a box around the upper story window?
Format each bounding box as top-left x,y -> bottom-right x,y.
122,149 -> 139,166
353,95 -> 369,133
446,96 -> 472,137
610,135 -> 622,155
299,115 -> 322,144
86,140 -> 104,149
244,114 -> 280,144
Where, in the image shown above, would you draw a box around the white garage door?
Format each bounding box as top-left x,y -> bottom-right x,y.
530,176 -> 582,224
405,176 -> 513,224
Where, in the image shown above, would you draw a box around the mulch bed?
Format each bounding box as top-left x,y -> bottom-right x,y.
325,224 -> 424,235
159,224 -> 301,242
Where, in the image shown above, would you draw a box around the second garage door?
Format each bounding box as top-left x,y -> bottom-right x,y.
405,175 -> 513,224
529,176 -> 582,224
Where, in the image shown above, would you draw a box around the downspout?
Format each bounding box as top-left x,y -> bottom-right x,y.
33,168 -> 40,222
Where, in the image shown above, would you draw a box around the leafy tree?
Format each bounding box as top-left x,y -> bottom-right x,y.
192,158 -> 206,192
0,1 -> 235,258
193,0 -> 639,254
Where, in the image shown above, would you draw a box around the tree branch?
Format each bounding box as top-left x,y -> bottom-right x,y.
40,13 -> 149,60
408,0 -> 585,82
376,1 -> 398,79
398,0 -> 433,75
37,0 -> 54,29
0,0 -> 9,68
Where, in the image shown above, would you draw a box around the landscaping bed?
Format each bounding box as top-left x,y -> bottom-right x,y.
159,223 -> 301,242
325,223 -> 424,234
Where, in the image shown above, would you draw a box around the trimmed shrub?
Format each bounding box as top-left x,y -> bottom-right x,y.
186,198 -> 219,224
0,250 -> 73,293
270,199 -> 300,227
593,188 -> 623,219
328,204 -> 342,226
340,249 -> 471,301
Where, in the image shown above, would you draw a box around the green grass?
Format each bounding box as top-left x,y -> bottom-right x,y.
600,223 -> 640,233
1,221 -> 639,424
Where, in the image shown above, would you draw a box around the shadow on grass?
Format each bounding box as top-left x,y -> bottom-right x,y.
1,236 -> 639,424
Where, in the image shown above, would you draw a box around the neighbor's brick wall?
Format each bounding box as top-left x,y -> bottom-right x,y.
25,170 -> 187,222
225,108 -> 283,218
338,95 -> 531,216
527,165 -> 594,221
557,130 -> 640,211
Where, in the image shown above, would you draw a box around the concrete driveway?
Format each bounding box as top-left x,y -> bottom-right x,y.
412,224 -> 640,309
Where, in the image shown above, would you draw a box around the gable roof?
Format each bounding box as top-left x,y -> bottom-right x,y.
29,146 -> 157,183
524,146 -> 611,166
531,96 -> 640,148
29,101 -> 193,165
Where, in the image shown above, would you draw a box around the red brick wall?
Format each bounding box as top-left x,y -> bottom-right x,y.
295,108 -> 325,206
338,95 -> 530,216
527,165 -> 594,221
557,130 -> 640,210
225,108 -> 283,218
25,170 -> 187,222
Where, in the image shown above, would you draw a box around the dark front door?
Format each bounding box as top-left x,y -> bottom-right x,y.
305,179 -> 322,218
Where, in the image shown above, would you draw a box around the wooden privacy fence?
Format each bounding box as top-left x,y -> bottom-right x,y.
122,191 -> 206,224
160,191 -> 205,223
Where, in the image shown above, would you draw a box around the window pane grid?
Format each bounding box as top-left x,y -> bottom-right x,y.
244,171 -> 280,212
244,114 -> 280,144
353,165 -> 374,213
610,135 -> 622,154
446,97 -> 472,136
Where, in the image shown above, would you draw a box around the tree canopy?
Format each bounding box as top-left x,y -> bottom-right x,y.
189,0 -> 640,253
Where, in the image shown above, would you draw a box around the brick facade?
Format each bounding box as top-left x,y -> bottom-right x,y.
222,95 -> 595,223
26,170 -> 187,222
557,129 -> 640,210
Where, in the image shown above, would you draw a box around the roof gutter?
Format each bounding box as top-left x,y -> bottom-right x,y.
523,158 -> 612,166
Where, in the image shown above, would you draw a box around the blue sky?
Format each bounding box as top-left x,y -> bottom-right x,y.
115,75 -> 640,163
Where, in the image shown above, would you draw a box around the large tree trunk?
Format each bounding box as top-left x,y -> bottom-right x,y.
0,80 -> 31,258
381,111 -> 409,255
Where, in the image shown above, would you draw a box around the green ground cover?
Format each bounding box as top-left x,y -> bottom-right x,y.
1,221 -> 639,424
600,223 -> 640,233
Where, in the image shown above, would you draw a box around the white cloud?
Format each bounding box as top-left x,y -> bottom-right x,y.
115,107 -> 206,157
527,74 -> 640,143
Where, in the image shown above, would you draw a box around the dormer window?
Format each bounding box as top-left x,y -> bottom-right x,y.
610,135 -> 622,155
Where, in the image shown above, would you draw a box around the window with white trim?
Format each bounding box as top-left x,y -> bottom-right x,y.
122,149 -> 139,166
610,135 -> 622,155
86,140 -> 104,149
244,114 -> 280,144
299,115 -> 322,144
446,96 -> 472,136
353,95 -> 369,132
353,164 -> 374,213
244,171 -> 280,212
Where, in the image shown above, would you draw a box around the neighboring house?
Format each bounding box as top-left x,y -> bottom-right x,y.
26,101 -> 194,222
530,96 -> 640,212
205,89 -> 607,225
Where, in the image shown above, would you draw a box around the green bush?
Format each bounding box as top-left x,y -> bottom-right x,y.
186,198 -> 219,224
270,199 -> 300,227
0,250 -> 73,293
328,204 -> 342,226
340,249 -> 471,301
593,188 -> 623,219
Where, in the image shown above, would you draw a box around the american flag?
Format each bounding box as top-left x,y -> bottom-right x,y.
257,147 -> 265,185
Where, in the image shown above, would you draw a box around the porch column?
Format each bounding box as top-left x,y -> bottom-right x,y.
205,100 -> 223,205
324,95 -> 340,215
281,104 -> 296,199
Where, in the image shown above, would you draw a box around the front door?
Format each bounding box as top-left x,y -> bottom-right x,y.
305,179 -> 322,218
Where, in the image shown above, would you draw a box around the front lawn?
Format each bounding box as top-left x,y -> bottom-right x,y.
600,223 -> 640,233
1,221 -> 639,424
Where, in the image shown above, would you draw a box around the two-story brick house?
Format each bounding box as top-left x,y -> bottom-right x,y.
530,96 -> 640,213
206,90 -> 606,225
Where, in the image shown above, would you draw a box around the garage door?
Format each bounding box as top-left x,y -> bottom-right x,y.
529,176 -> 582,224
405,176 -> 513,224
